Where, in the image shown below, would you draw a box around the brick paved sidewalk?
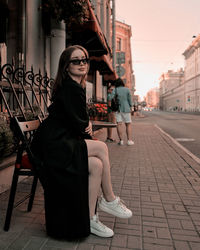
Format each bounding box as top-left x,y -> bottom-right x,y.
0,120 -> 200,250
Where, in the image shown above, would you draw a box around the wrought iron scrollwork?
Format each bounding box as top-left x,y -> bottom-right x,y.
13,66 -> 25,84
0,63 -> 54,120
1,63 -> 15,82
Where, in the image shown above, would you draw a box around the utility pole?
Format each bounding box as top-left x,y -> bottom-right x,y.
112,0 -> 116,70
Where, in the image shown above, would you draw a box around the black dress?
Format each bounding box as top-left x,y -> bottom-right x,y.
31,76 -> 91,239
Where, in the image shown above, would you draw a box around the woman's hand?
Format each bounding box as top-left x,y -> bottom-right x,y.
85,121 -> 93,136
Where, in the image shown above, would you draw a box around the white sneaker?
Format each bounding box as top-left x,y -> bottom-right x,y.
127,140 -> 134,146
99,196 -> 132,219
90,214 -> 114,238
118,140 -> 124,145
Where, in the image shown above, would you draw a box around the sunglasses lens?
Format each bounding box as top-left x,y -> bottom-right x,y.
71,60 -> 80,65
70,58 -> 89,65
82,59 -> 87,64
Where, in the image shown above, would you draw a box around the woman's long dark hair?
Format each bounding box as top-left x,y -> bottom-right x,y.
51,45 -> 89,101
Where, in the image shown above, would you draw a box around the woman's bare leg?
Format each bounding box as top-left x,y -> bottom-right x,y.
85,140 -> 115,204
88,156 -> 103,217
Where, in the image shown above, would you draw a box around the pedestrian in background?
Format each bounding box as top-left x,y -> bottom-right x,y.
106,84 -> 116,142
112,78 -> 134,146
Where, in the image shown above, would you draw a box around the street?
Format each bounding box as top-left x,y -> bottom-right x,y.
137,110 -> 200,160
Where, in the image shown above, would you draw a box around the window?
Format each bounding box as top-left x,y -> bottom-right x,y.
116,38 -> 121,51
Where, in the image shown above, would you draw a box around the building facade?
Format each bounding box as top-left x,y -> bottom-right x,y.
146,87 -> 159,109
159,35 -> 200,112
183,35 -> 200,112
115,20 -> 135,97
159,69 -> 184,111
0,0 -> 116,114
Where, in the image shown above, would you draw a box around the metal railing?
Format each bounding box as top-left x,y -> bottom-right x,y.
0,63 -> 54,120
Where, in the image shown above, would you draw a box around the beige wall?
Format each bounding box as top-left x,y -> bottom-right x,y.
159,69 -> 184,111
183,35 -> 200,111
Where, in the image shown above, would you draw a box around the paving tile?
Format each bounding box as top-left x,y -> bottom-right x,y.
111,234 -> 128,248
173,240 -> 190,250
143,243 -> 174,250
189,242 -> 200,250
127,235 -> 141,249
143,237 -> 173,246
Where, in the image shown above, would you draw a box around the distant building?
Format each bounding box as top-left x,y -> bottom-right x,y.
159,69 -> 184,111
146,87 -> 159,109
183,35 -> 200,111
158,34 -> 200,112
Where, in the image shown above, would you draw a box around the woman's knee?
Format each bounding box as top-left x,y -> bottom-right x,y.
88,157 -> 103,176
93,140 -> 108,155
99,140 -> 109,152
86,139 -> 109,158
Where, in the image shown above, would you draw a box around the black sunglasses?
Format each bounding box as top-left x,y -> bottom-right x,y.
69,58 -> 89,65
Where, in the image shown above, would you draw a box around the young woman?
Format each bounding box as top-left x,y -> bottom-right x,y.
31,45 -> 132,239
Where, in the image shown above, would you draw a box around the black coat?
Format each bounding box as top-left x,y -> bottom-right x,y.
31,76 -> 91,239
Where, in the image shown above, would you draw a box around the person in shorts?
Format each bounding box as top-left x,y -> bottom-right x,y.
112,78 -> 134,146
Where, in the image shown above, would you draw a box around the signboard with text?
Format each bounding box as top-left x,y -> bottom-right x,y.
116,52 -> 125,64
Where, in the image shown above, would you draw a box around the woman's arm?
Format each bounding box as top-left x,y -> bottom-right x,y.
58,81 -> 89,135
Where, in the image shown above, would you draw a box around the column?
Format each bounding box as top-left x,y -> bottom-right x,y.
50,20 -> 66,79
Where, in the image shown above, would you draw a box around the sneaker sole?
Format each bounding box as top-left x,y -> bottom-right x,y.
99,204 -> 132,219
90,227 -> 114,237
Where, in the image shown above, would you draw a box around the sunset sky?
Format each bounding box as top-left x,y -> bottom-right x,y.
116,0 -> 200,99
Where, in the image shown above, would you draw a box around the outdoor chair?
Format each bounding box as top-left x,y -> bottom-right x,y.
4,116 -> 41,231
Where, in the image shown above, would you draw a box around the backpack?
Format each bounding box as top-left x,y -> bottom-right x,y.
111,89 -> 120,112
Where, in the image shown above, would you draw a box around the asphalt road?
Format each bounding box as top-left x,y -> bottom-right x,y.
139,110 -> 200,160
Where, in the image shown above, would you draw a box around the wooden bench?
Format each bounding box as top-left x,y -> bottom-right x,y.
91,120 -> 117,130
4,117 -> 40,231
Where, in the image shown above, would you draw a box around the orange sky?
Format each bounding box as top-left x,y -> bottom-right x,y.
116,0 -> 200,98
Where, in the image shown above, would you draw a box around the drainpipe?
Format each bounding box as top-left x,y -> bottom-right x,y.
50,20 -> 66,79
112,0 -> 116,70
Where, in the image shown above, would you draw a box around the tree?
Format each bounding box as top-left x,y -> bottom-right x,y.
41,0 -> 90,28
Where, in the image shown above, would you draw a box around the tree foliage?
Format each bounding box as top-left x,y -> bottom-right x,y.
42,0 -> 90,27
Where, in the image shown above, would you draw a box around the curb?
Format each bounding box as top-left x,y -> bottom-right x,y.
155,123 -> 200,165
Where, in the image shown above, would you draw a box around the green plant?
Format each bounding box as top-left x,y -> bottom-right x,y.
41,0 -> 90,27
12,105 -> 41,121
0,113 -> 15,163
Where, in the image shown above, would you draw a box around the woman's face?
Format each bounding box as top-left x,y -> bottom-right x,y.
67,49 -> 89,82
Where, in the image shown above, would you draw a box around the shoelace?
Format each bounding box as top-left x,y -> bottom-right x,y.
116,197 -> 129,211
93,214 -> 107,229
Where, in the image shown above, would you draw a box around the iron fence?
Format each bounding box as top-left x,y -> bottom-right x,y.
0,63 -> 54,120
